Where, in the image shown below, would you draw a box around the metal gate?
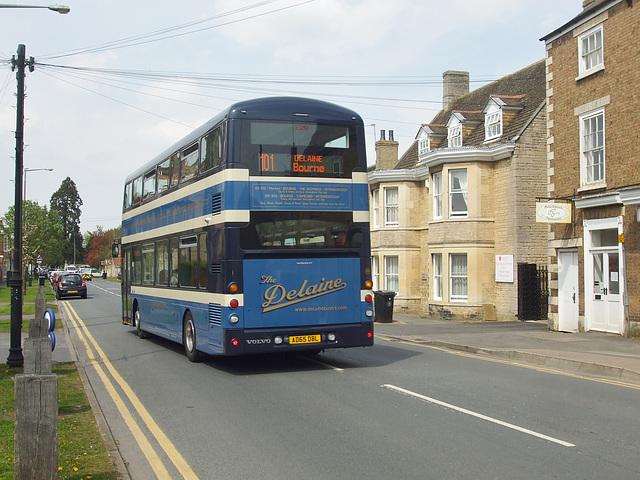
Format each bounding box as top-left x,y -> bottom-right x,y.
517,263 -> 548,320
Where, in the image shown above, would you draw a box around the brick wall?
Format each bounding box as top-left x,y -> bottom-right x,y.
546,0 -> 640,333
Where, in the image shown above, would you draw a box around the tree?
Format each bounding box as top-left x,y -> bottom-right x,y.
84,225 -> 121,269
1,200 -> 64,268
50,177 -> 84,264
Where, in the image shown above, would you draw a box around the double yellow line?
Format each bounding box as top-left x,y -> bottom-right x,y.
61,301 -> 199,479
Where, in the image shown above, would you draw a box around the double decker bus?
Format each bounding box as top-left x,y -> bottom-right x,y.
118,97 -> 374,360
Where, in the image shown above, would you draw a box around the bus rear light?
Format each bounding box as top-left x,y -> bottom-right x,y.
365,280 -> 373,289
274,336 -> 283,345
365,294 -> 373,303
365,308 -> 373,318
229,299 -> 239,308
327,333 -> 336,342
367,332 -> 373,338
228,283 -> 239,293
231,339 -> 239,347
229,314 -> 239,324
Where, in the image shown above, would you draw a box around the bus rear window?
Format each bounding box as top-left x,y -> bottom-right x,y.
240,211 -> 363,250
240,120 -> 357,178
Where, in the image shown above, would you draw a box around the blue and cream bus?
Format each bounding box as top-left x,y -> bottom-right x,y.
119,97 -> 374,360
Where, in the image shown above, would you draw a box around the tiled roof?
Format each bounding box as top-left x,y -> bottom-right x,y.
395,60 -> 546,170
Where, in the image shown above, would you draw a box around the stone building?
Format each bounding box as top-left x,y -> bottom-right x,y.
541,0 -> 640,336
369,61 -> 548,321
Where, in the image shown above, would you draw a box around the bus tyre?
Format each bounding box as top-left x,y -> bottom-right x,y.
183,312 -> 201,362
135,306 -> 149,339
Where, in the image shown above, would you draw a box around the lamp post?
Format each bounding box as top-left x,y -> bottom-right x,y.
23,167 -> 54,203
0,4 -> 70,13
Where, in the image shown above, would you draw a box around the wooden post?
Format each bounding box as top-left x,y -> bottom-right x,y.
14,375 -> 59,479
15,276 -> 58,479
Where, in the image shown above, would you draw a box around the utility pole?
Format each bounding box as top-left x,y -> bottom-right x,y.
7,44 -> 32,367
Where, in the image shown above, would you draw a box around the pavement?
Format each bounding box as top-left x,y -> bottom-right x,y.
3,310 -> 640,384
375,314 -> 640,384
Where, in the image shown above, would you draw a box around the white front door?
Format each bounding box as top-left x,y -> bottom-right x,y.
584,217 -> 624,335
590,250 -> 622,333
558,250 -> 579,332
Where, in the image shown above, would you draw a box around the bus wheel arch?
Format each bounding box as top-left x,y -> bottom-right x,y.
183,310 -> 202,362
134,301 -> 149,339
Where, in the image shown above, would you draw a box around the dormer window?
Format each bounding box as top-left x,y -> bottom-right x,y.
419,138 -> 430,156
485,109 -> 502,140
447,113 -> 464,148
448,124 -> 462,148
416,126 -> 434,162
483,97 -> 505,142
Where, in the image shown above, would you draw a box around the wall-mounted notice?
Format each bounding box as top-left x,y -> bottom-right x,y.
495,255 -> 514,283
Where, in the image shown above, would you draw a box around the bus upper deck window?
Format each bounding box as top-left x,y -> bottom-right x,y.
124,182 -> 133,209
181,144 -> 199,184
201,126 -> 224,173
158,158 -> 171,193
142,168 -> 156,201
170,153 -> 180,188
133,176 -> 143,205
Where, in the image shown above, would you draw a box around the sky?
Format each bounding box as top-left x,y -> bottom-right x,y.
0,0 -> 581,236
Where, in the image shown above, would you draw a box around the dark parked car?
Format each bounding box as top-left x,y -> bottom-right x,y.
56,273 -> 87,299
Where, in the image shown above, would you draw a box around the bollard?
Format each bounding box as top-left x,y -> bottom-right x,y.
15,279 -> 59,479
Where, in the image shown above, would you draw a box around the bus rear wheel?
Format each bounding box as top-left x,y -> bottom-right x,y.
183,312 -> 201,362
135,305 -> 149,339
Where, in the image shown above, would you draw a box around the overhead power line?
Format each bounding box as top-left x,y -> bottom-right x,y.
38,0 -> 315,60
35,62 -> 448,111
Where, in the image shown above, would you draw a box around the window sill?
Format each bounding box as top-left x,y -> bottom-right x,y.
577,181 -> 606,193
575,64 -> 605,81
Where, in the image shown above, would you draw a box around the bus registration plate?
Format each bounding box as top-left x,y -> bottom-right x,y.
290,334 -> 321,345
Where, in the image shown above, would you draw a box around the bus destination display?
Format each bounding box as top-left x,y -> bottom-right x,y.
251,181 -> 351,210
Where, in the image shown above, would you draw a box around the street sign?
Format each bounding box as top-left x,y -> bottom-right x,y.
36,254 -> 42,264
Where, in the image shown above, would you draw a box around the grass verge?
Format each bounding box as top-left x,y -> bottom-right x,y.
0,363 -> 120,480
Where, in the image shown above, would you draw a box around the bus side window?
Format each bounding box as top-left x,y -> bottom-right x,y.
179,236 -> 198,287
158,158 -> 171,193
142,243 -> 155,285
180,143 -> 199,184
156,239 -> 169,286
169,238 -> 179,287
132,245 -> 142,285
133,176 -> 143,205
142,168 -> 156,201
170,153 -> 180,188
124,182 -> 133,209
201,125 -> 224,173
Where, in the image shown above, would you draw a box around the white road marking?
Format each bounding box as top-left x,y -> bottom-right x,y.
381,383 -> 575,447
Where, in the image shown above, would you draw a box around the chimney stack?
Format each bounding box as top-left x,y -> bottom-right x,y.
442,70 -> 469,111
375,129 -> 399,171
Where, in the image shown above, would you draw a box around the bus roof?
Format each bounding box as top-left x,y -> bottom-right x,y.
124,97 -> 363,184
